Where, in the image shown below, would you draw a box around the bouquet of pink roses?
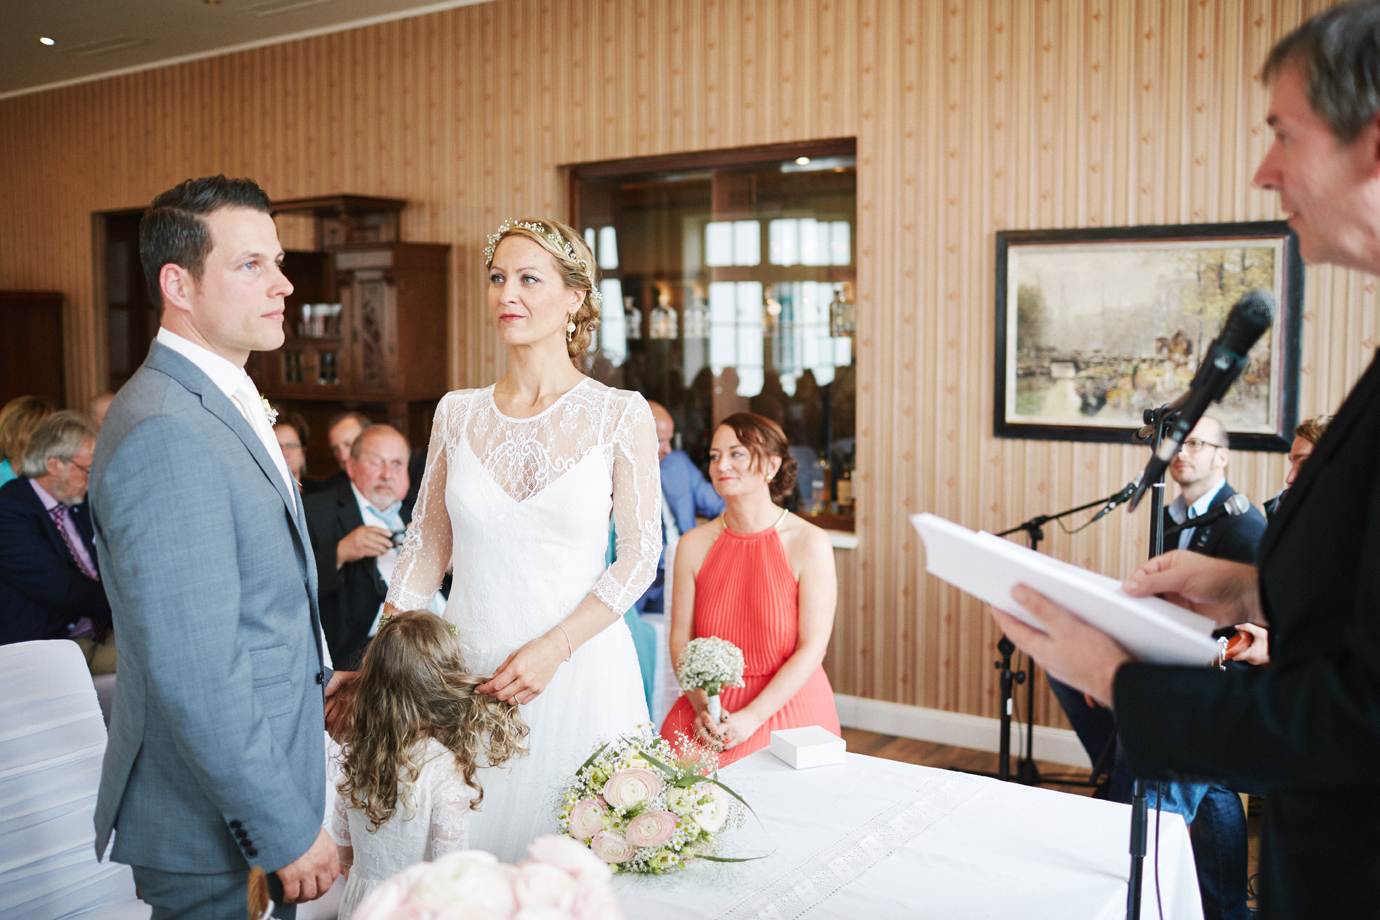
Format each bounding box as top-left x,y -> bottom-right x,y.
350,835 -> 623,920
558,729 -> 750,875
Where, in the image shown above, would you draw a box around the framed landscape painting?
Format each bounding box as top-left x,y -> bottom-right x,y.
994,222 -> 1302,450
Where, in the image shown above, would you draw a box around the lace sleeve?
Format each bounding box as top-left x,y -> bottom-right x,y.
329,785 -> 350,847
428,768 -> 475,859
592,392 -> 663,614
388,394 -> 456,612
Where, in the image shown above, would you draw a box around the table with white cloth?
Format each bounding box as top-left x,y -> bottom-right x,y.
613,750 -> 1203,920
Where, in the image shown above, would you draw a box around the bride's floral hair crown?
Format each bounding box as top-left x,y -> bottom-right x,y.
484,218 -> 602,306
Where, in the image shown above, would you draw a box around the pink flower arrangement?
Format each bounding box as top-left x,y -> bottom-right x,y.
558,730 -> 748,874
589,830 -> 636,864
351,836 -> 622,920
567,798 -> 607,841
625,811 -> 678,848
600,769 -> 663,809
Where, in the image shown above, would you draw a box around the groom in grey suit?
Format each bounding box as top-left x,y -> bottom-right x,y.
91,176 -> 340,918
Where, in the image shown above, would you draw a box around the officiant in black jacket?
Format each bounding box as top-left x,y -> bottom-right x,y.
991,7 -> 1380,914
305,424 -> 422,669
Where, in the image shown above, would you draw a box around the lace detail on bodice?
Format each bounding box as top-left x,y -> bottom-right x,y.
387,378 -> 662,617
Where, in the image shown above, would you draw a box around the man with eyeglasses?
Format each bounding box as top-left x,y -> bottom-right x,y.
1165,417 -> 1267,561
305,424 -> 445,669
0,410 -> 114,673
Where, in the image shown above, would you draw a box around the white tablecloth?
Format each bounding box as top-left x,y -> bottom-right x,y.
613,750 -> 1203,920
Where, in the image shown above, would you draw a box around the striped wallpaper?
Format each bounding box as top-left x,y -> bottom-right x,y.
0,0 -> 1368,729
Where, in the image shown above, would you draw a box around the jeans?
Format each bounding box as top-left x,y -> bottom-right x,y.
1048,676 -> 1249,920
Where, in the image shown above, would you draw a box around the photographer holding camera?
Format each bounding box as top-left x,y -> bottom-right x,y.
306,423 -> 445,669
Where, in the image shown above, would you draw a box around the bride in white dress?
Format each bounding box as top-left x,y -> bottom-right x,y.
381,218 -> 660,861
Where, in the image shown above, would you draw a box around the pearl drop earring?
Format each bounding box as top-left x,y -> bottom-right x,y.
566,314 -> 576,343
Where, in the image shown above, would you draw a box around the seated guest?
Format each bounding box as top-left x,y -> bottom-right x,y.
634,401 -> 725,615
661,412 -> 838,766
0,396 -> 56,486
304,411 -> 372,494
1264,414 -> 1332,519
305,424 -> 443,669
273,408 -> 310,488
0,411 -> 114,673
1234,415 -> 1332,668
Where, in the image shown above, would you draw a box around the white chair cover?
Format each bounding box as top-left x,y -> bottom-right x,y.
0,641 -> 149,920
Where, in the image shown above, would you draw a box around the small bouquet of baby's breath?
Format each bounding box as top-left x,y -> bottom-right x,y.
675,637 -> 745,724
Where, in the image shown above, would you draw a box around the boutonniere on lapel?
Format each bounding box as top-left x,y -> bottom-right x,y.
261,397 -> 278,427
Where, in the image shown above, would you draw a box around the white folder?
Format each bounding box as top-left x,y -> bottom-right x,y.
911,512 -> 1221,665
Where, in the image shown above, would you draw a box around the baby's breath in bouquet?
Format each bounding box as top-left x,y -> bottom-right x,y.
557,729 -> 750,875
675,637 -> 745,724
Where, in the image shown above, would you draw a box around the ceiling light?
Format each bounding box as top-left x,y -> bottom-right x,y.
39,37 -> 55,46
795,157 -> 811,165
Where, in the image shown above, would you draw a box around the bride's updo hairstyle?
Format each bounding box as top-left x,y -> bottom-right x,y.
718,412 -> 798,505
485,218 -> 601,359
338,611 -> 529,829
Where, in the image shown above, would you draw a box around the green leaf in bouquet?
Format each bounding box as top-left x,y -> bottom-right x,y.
637,748 -> 684,781
705,776 -> 757,820
697,854 -> 770,863
578,741 -> 611,773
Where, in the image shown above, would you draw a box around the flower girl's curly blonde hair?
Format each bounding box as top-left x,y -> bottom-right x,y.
338,611 -> 529,830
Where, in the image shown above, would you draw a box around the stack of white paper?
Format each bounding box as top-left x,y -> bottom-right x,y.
910,512 -> 1220,665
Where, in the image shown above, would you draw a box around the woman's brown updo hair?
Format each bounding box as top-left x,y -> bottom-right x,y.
718,412 -> 798,505
484,218 -> 601,359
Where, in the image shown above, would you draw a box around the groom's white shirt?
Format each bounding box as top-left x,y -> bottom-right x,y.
156,327 -> 296,497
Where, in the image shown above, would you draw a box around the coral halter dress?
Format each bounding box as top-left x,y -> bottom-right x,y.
660,514 -> 840,766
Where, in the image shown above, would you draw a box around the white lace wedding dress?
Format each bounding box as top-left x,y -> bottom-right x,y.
329,737 -> 474,920
387,378 -> 659,861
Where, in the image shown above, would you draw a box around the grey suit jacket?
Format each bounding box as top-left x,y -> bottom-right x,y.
91,340 -> 327,874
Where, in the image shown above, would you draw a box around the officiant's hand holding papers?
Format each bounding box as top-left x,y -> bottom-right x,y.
990,588 -> 1131,708
993,550 -> 1265,706
1121,550 -> 1264,630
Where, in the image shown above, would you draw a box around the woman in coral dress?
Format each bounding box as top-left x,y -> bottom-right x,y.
660,412 -> 839,766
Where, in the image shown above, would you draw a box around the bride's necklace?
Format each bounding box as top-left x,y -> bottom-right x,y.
723,505 -> 789,534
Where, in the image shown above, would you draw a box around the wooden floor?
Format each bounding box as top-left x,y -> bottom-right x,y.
841,727 -> 1264,911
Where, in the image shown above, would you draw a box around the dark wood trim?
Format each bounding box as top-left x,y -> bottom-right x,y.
270,194 -> 407,217
564,138 -> 856,179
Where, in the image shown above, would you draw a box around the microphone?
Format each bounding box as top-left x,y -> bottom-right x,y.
1163,492 -> 1252,539
1086,474 -> 1143,526
1128,290 -> 1276,511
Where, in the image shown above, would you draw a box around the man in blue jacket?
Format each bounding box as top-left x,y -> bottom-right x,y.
635,401 -> 725,614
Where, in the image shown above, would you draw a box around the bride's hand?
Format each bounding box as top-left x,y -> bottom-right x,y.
477,632 -> 566,704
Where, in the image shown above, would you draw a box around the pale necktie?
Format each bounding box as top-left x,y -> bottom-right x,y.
230,380 -> 296,498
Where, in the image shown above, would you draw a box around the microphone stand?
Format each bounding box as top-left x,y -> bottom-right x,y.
1125,405 -> 1173,920
992,485 -> 1137,785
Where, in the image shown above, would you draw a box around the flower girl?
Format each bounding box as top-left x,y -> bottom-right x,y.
330,611 -> 529,919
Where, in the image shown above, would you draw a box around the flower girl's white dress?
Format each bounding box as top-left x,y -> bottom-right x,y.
388,379 -> 659,861
329,738 -> 473,920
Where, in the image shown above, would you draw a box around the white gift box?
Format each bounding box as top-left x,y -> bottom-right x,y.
769,726 -> 846,769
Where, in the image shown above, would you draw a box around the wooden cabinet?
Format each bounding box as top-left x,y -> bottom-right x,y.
245,196 -> 450,473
